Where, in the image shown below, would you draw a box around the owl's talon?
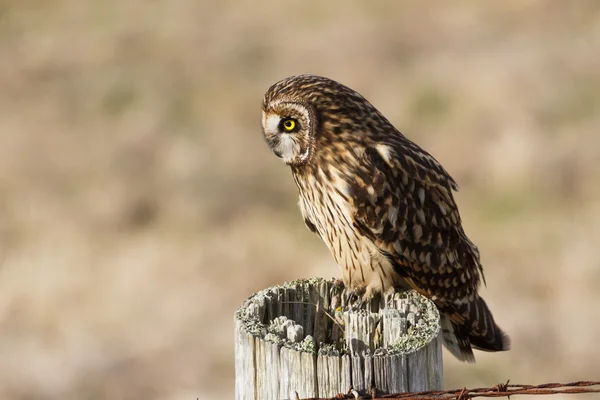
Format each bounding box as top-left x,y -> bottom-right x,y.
344,286 -> 370,311
345,291 -> 355,310
329,279 -> 345,311
356,294 -> 374,311
355,297 -> 366,311
332,278 -> 345,288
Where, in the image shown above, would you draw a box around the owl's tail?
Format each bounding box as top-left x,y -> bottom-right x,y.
440,296 -> 510,363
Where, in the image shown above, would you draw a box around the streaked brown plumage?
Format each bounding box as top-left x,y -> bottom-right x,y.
260,74 -> 510,362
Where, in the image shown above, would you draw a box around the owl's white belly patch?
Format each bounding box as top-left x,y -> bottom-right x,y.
298,172 -> 399,295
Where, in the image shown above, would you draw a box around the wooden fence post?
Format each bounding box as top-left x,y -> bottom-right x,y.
235,278 -> 443,400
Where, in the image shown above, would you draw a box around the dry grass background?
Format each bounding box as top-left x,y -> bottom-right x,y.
0,1 -> 599,399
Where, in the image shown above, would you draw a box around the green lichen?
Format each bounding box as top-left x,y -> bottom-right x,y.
284,277 -> 328,288
300,335 -> 316,354
385,292 -> 440,355
244,319 -> 268,338
318,343 -> 340,357
264,333 -> 283,345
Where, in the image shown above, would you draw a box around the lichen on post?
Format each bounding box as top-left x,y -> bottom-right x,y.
234,278 -> 443,400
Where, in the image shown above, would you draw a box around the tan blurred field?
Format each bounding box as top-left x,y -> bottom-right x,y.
0,1 -> 599,399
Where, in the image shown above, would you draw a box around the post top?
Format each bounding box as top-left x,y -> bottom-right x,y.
235,277 -> 440,356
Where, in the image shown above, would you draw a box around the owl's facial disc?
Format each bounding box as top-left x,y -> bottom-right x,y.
261,101 -> 314,166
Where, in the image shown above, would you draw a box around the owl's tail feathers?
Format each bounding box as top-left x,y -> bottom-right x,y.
440,296 -> 510,363
440,315 -> 476,363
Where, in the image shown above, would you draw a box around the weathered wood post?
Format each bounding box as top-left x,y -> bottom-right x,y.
235,278 -> 442,400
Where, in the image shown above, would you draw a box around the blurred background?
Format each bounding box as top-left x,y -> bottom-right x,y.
0,1 -> 599,399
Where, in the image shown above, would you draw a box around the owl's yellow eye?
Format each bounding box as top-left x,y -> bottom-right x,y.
280,118 -> 297,132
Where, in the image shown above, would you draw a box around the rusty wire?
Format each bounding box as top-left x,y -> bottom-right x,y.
303,380 -> 600,400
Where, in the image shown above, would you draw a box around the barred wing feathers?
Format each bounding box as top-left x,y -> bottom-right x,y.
348,139 -> 509,362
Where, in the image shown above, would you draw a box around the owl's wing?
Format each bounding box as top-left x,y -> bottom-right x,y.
349,141 -> 484,304
348,140 -> 510,361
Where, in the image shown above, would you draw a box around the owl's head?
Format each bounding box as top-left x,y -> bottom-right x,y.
261,75 -> 389,167
261,94 -> 317,166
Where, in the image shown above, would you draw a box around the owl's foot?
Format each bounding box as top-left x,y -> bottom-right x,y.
330,280 -> 376,311
346,286 -> 373,311
332,278 -> 345,290
345,288 -> 360,309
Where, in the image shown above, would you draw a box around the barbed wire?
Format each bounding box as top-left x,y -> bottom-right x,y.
302,381 -> 600,400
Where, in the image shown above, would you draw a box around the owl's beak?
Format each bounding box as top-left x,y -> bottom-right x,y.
272,149 -> 283,158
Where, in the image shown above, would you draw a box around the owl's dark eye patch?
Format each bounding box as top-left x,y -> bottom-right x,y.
279,118 -> 299,133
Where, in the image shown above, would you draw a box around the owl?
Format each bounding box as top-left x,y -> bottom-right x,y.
260,74 -> 509,362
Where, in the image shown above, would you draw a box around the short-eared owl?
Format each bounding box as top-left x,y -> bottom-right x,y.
261,74 -> 509,362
